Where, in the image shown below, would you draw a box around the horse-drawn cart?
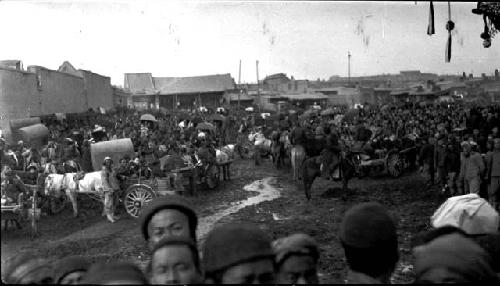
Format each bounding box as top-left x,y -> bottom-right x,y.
1,184 -> 41,239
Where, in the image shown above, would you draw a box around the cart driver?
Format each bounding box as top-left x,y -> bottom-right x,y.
101,157 -> 120,223
1,165 -> 27,206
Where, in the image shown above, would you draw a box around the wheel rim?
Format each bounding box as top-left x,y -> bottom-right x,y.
125,187 -> 154,218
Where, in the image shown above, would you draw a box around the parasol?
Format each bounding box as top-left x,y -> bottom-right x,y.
196,122 -> 215,131
140,114 -> 157,122
245,107 -> 254,112
208,113 -> 226,122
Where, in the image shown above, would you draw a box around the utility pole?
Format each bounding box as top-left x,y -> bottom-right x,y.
238,60 -> 241,110
348,51 -> 351,86
256,60 -> 261,113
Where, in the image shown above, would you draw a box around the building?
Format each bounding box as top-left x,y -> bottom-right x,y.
0,60 -> 114,142
262,73 -> 311,94
123,73 -> 236,110
314,87 -> 361,107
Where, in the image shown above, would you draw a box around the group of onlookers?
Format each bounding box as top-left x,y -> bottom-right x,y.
2,194 -> 499,284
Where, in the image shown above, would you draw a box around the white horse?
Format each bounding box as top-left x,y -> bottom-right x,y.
44,172 -> 116,222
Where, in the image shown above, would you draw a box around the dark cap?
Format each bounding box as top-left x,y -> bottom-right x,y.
82,262 -> 148,284
202,223 -> 274,274
272,233 -> 320,266
414,233 -> 496,283
340,202 -> 397,248
150,236 -> 200,270
139,195 -> 198,241
53,256 -> 90,283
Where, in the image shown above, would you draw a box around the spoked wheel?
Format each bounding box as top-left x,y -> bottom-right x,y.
387,153 -> 403,178
123,185 -> 157,218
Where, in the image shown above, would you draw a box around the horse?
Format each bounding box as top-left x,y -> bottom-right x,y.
270,131 -> 285,169
44,172 -> 118,223
290,145 -> 306,181
301,151 -> 356,201
248,131 -> 272,166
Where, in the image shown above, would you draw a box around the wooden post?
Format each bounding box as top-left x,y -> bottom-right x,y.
238,60 -> 241,110
256,60 -> 261,113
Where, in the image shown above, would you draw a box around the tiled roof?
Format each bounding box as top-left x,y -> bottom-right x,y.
282,93 -> 329,100
124,73 -> 155,94
153,74 -> 235,95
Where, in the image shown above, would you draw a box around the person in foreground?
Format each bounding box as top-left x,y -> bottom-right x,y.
272,233 -> 320,284
339,202 -> 399,284
202,222 -> 276,284
148,236 -> 203,285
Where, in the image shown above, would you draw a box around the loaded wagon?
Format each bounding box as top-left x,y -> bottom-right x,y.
89,138 -> 159,218
1,184 -> 41,239
17,124 -> 50,149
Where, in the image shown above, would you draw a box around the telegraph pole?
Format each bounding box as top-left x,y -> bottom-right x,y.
238,60 -> 241,110
348,51 -> 351,86
256,60 -> 261,113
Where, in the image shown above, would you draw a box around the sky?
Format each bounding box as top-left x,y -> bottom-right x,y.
0,0 -> 498,86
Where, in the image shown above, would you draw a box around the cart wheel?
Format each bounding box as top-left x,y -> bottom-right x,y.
50,195 -> 67,214
387,153 -> 403,178
123,185 -> 156,218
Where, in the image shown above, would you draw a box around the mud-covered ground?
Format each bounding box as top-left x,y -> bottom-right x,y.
1,157 -> 444,283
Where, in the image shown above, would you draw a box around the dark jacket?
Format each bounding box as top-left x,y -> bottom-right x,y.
419,143 -> 435,167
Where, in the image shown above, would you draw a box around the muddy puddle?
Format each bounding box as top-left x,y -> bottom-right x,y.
197,176 -> 282,241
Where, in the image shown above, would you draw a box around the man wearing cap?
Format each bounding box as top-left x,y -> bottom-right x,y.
101,157 -> 119,223
486,138 -> 500,211
272,233 -> 320,284
339,202 -> 399,284
147,236 -> 202,285
82,262 -> 148,285
202,222 -> 276,284
459,141 -> 485,194
52,256 -> 90,284
413,232 -> 497,283
139,195 -> 198,250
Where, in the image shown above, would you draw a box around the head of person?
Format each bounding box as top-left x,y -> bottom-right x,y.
119,157 -> 128,168
103,156 -> 113,169
462,141 -> 471,155
2,252 -> 54,284
202,223 -> 276,284
272,233 -> 320,284
81,262 -> 148,285
147,236 -> 202,285
473,129 -> 480,136
494,138 -> 500,151
27,164 -> 38,174
339,202 -> 399,283
492,127 -> 499,136
413,232 -> 498,284
53,256 -> 90,285
139,195 -> 198,250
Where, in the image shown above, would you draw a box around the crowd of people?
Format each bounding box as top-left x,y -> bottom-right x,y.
2,195 -> 499,284
1,102 -> 500,284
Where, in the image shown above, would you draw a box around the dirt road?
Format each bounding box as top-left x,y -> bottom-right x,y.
1,157 -> 443,283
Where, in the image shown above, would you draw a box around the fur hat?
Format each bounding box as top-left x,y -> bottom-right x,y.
272,233 -> 320,266
139,195 -> 198,241
414,233 -> 496,283
340,202 -> 397,248
53,256 -> 90,283
202,223 -> 274,274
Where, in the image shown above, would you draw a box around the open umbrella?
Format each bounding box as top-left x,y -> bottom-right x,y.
140,114 -> 157,122
196,122 -> 215,131
208,113 -> 226,122
245,107 -> 254,112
